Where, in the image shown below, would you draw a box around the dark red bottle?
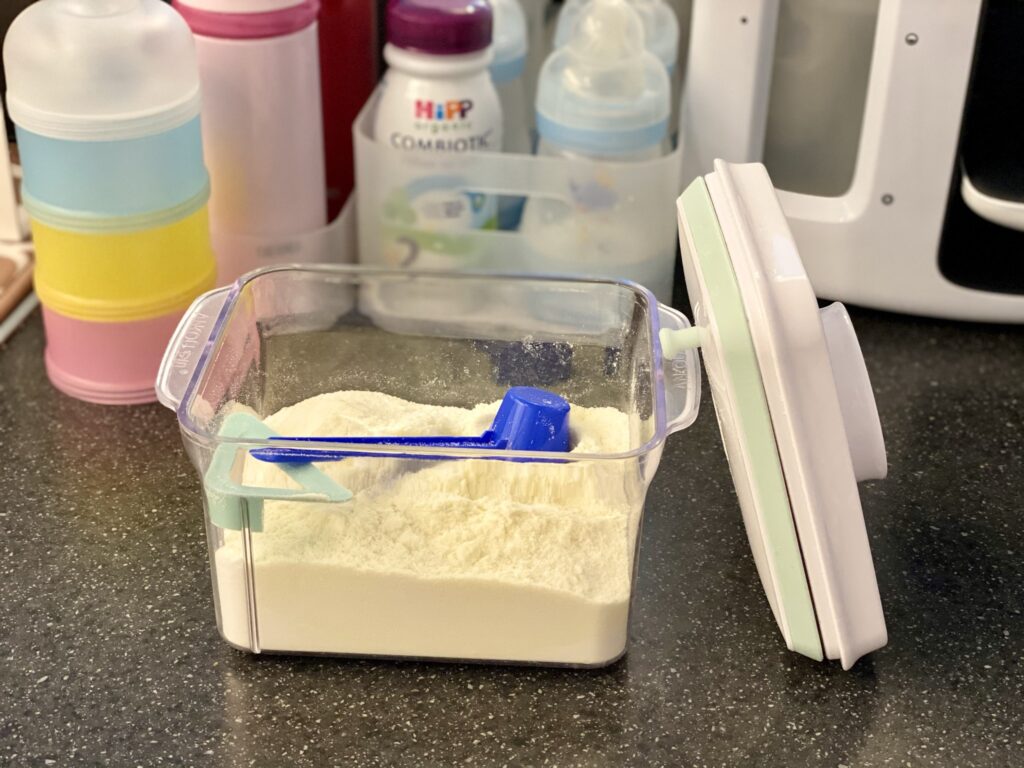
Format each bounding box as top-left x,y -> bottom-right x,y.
318,0 -> 379,221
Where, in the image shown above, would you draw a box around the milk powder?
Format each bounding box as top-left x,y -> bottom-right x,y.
212,390 -> 640,665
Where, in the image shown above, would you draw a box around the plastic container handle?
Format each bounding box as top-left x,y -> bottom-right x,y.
657,304 -> 702,434
155,286 -> 231,411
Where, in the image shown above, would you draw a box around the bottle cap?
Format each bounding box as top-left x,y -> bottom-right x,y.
387,0 -> 493,56
536,0 -> 670,154
3,0 -> 201,141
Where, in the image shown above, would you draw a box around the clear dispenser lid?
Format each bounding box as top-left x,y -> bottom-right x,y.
3,0 -> 201,141
676,160 -> 887,669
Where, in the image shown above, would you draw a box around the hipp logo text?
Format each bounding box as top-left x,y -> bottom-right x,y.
415,99 -> 474,120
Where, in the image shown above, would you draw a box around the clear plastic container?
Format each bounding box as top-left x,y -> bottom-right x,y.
156,265 -> 700,666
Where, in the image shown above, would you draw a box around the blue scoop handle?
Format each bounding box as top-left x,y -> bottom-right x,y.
250,387 -> 571,464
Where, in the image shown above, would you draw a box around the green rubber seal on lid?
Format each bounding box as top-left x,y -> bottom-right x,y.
680,177 -> 823,662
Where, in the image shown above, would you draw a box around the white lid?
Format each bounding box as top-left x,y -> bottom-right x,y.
677,159 -> 887,669
489,0 -> 528,81
554,0 -> 679,72
176,0 -> 309,12
536,0 -> 669,154
3,0 -> 201,141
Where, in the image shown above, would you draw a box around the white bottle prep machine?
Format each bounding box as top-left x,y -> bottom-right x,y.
679,0 -> 1024,323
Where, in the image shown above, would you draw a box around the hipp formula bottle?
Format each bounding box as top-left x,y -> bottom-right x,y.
374,0 -> 503,250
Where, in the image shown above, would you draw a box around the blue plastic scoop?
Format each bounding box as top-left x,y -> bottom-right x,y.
250,387 -> 571,464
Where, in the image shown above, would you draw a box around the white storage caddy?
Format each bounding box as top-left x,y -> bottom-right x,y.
353,91 -> 683,303
211,195 -> 357,284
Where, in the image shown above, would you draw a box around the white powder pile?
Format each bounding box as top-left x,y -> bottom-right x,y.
212,390 -> 641,665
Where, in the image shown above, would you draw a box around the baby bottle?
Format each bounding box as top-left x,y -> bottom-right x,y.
174,0 -> 327,282
3,0 -> 216,404
519,0 -> 673,299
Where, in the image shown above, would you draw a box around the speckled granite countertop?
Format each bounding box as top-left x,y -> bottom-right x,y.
1,307 -> 1022,767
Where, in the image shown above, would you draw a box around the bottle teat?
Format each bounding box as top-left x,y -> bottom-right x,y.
535,0 -> 670,156
567,0 -> 646,63
555,0 -> 680,73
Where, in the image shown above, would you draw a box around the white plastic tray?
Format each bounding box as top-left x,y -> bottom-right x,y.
353,90 -> 682,304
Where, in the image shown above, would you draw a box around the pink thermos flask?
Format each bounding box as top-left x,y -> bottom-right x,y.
319,0 -> 378,221
174,0 -> 328,282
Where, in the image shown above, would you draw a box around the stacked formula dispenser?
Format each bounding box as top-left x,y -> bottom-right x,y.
3,0 -> 216,404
